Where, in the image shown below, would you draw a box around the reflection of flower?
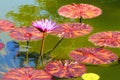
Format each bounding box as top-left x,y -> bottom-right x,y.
24,32 -> 32,38
32,19 -> 57,32
0,42 -> 4,50
2,67 -> 52,80
82,73 -> 100,80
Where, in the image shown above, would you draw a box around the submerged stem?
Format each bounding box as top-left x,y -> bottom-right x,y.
48,38 -> 63,54
25,40 -> 29,65
79,17 -> 82,23
25,37 -> 31,66
44,38 -> 64,59
38,32 -> 46,68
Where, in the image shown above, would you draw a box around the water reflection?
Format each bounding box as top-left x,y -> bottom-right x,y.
6,0 -> 78,27
6,5 -> 41,26
6,41 -> 19,56
0,40 -> 19,78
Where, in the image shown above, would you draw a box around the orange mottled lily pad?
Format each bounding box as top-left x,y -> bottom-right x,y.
10,27 -> 43,41
50,23 -> 92,38
89,31 -> 120,48
0,20 -> 15,32
2,67 -> 52,80
69,47 -> 118,65
45,60 -> 86,78
58,3 -> 102,19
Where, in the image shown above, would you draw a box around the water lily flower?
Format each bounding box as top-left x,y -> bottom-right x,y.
32,19 -> 57,67
32,19 -> 57,32
82,73 -> 100,80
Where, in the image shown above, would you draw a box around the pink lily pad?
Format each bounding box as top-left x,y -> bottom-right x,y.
58,3 -> 102,19
45,60 -> 86,78
50,23 -> 92,38
10,27 -> 43,41
69,47 -> 118,64
89,31 -> 120,48
2,67 -> 52,80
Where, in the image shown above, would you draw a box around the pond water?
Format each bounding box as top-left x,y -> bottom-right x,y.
0,0 -> 120,80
